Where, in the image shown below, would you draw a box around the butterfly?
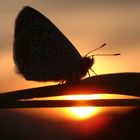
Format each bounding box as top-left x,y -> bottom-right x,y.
13,6 -> 120,83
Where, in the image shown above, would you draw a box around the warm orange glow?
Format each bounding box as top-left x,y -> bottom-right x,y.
61,95 -> 99,120
47,94 -> 111,120
68,107 -> 98,120
62,95 -> 109,120
28,94 -> 135,120
63,95 -> 98,119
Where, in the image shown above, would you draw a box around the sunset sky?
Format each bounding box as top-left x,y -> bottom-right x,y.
1,0 -> 140,91
0,0 -> 140,121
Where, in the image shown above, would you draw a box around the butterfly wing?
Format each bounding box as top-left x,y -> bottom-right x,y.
14,6 -> 82,81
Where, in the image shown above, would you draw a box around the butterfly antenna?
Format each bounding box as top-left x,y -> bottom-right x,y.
85,43 -> 106,57
92,53 -> 121,57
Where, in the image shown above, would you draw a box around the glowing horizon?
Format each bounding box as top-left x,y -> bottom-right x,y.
24,94 -> 136,120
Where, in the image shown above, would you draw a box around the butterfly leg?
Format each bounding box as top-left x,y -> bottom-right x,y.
90,68 -> 97,76
87,71 -> 90,77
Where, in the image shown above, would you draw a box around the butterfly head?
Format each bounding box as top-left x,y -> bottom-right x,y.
82,56 -> 94,69
77,56 -> 94,78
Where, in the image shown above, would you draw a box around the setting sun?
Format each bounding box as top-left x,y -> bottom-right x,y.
68,107 -> 98,120
62,95 -> 101,120
62,94 -> 109,120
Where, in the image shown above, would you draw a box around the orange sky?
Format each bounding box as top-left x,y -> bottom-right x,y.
1,0 -> 140,92
0,0 -> 140,121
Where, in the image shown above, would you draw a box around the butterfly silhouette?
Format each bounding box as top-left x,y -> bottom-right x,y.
13,6 -> 119,83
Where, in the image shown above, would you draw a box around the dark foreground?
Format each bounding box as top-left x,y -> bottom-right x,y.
0,107 -> 139,140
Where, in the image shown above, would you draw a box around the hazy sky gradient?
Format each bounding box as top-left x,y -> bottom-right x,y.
1,0 -> 140,92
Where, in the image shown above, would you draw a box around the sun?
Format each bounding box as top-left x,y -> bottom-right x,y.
61,94 -> 102,120
68,107 -> 98,120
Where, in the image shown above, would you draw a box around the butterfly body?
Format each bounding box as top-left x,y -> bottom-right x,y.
13,6 -> 94,83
